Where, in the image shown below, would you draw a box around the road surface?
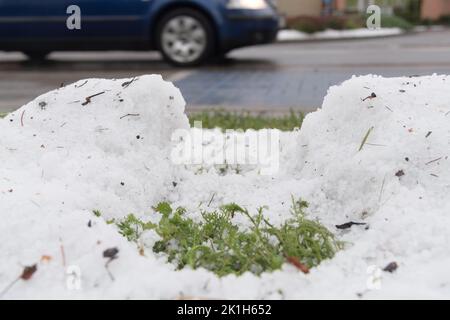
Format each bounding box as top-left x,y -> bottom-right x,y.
1,29 -> 450,114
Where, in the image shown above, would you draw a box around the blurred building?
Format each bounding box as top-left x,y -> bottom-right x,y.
421,0 -> 450,20
277,0 -> 347,18
277,0 -> 450,21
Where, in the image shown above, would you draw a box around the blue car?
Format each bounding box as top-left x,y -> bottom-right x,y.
0,0 -> 280,66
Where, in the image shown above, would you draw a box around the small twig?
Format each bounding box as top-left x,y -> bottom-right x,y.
365,143 -> 387,147
336,221 -> 367,230
82,91 -> 105,106
122,77 -> 137,89
105,259 -> 116,281
207,193 -> 216,207
20,110 -> 25,127
75,80 -> 88,88
286,256 -> 309,274
103,248 -> 119,281
120,113 -> 140,120
60,238 -> 67,267
0,264 -> 37,298
362,92 -> 377,102
0,278 -> 20,298
379,176 -> 386,203
425,157 -> 442,165
385,106 -> 393,112
30,200 -> 41,208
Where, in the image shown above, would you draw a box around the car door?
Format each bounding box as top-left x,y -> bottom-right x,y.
0,0 -> 56,41
0,0 -> 151,46
68,0 -> 151,42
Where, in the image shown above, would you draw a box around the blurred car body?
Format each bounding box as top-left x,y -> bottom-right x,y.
0,0 -> 280,66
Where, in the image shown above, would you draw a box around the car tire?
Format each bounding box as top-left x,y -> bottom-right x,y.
24,51 -> 50,61
156,8 -> 215,67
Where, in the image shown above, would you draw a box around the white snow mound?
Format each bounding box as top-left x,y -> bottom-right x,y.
1,74 -> 450,299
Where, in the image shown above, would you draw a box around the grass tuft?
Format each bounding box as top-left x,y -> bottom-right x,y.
188,110 -> 304,131
112,198 -> 341,277
116,214 -> 155,242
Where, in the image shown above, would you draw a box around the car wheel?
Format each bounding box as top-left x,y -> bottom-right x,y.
156,8 -> 215,67
24,51 -> 50,61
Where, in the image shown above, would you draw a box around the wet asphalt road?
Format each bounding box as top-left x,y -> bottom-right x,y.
1,29 -> 450,114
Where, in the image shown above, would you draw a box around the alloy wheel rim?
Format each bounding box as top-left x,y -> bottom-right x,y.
161,15 -> 207,64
